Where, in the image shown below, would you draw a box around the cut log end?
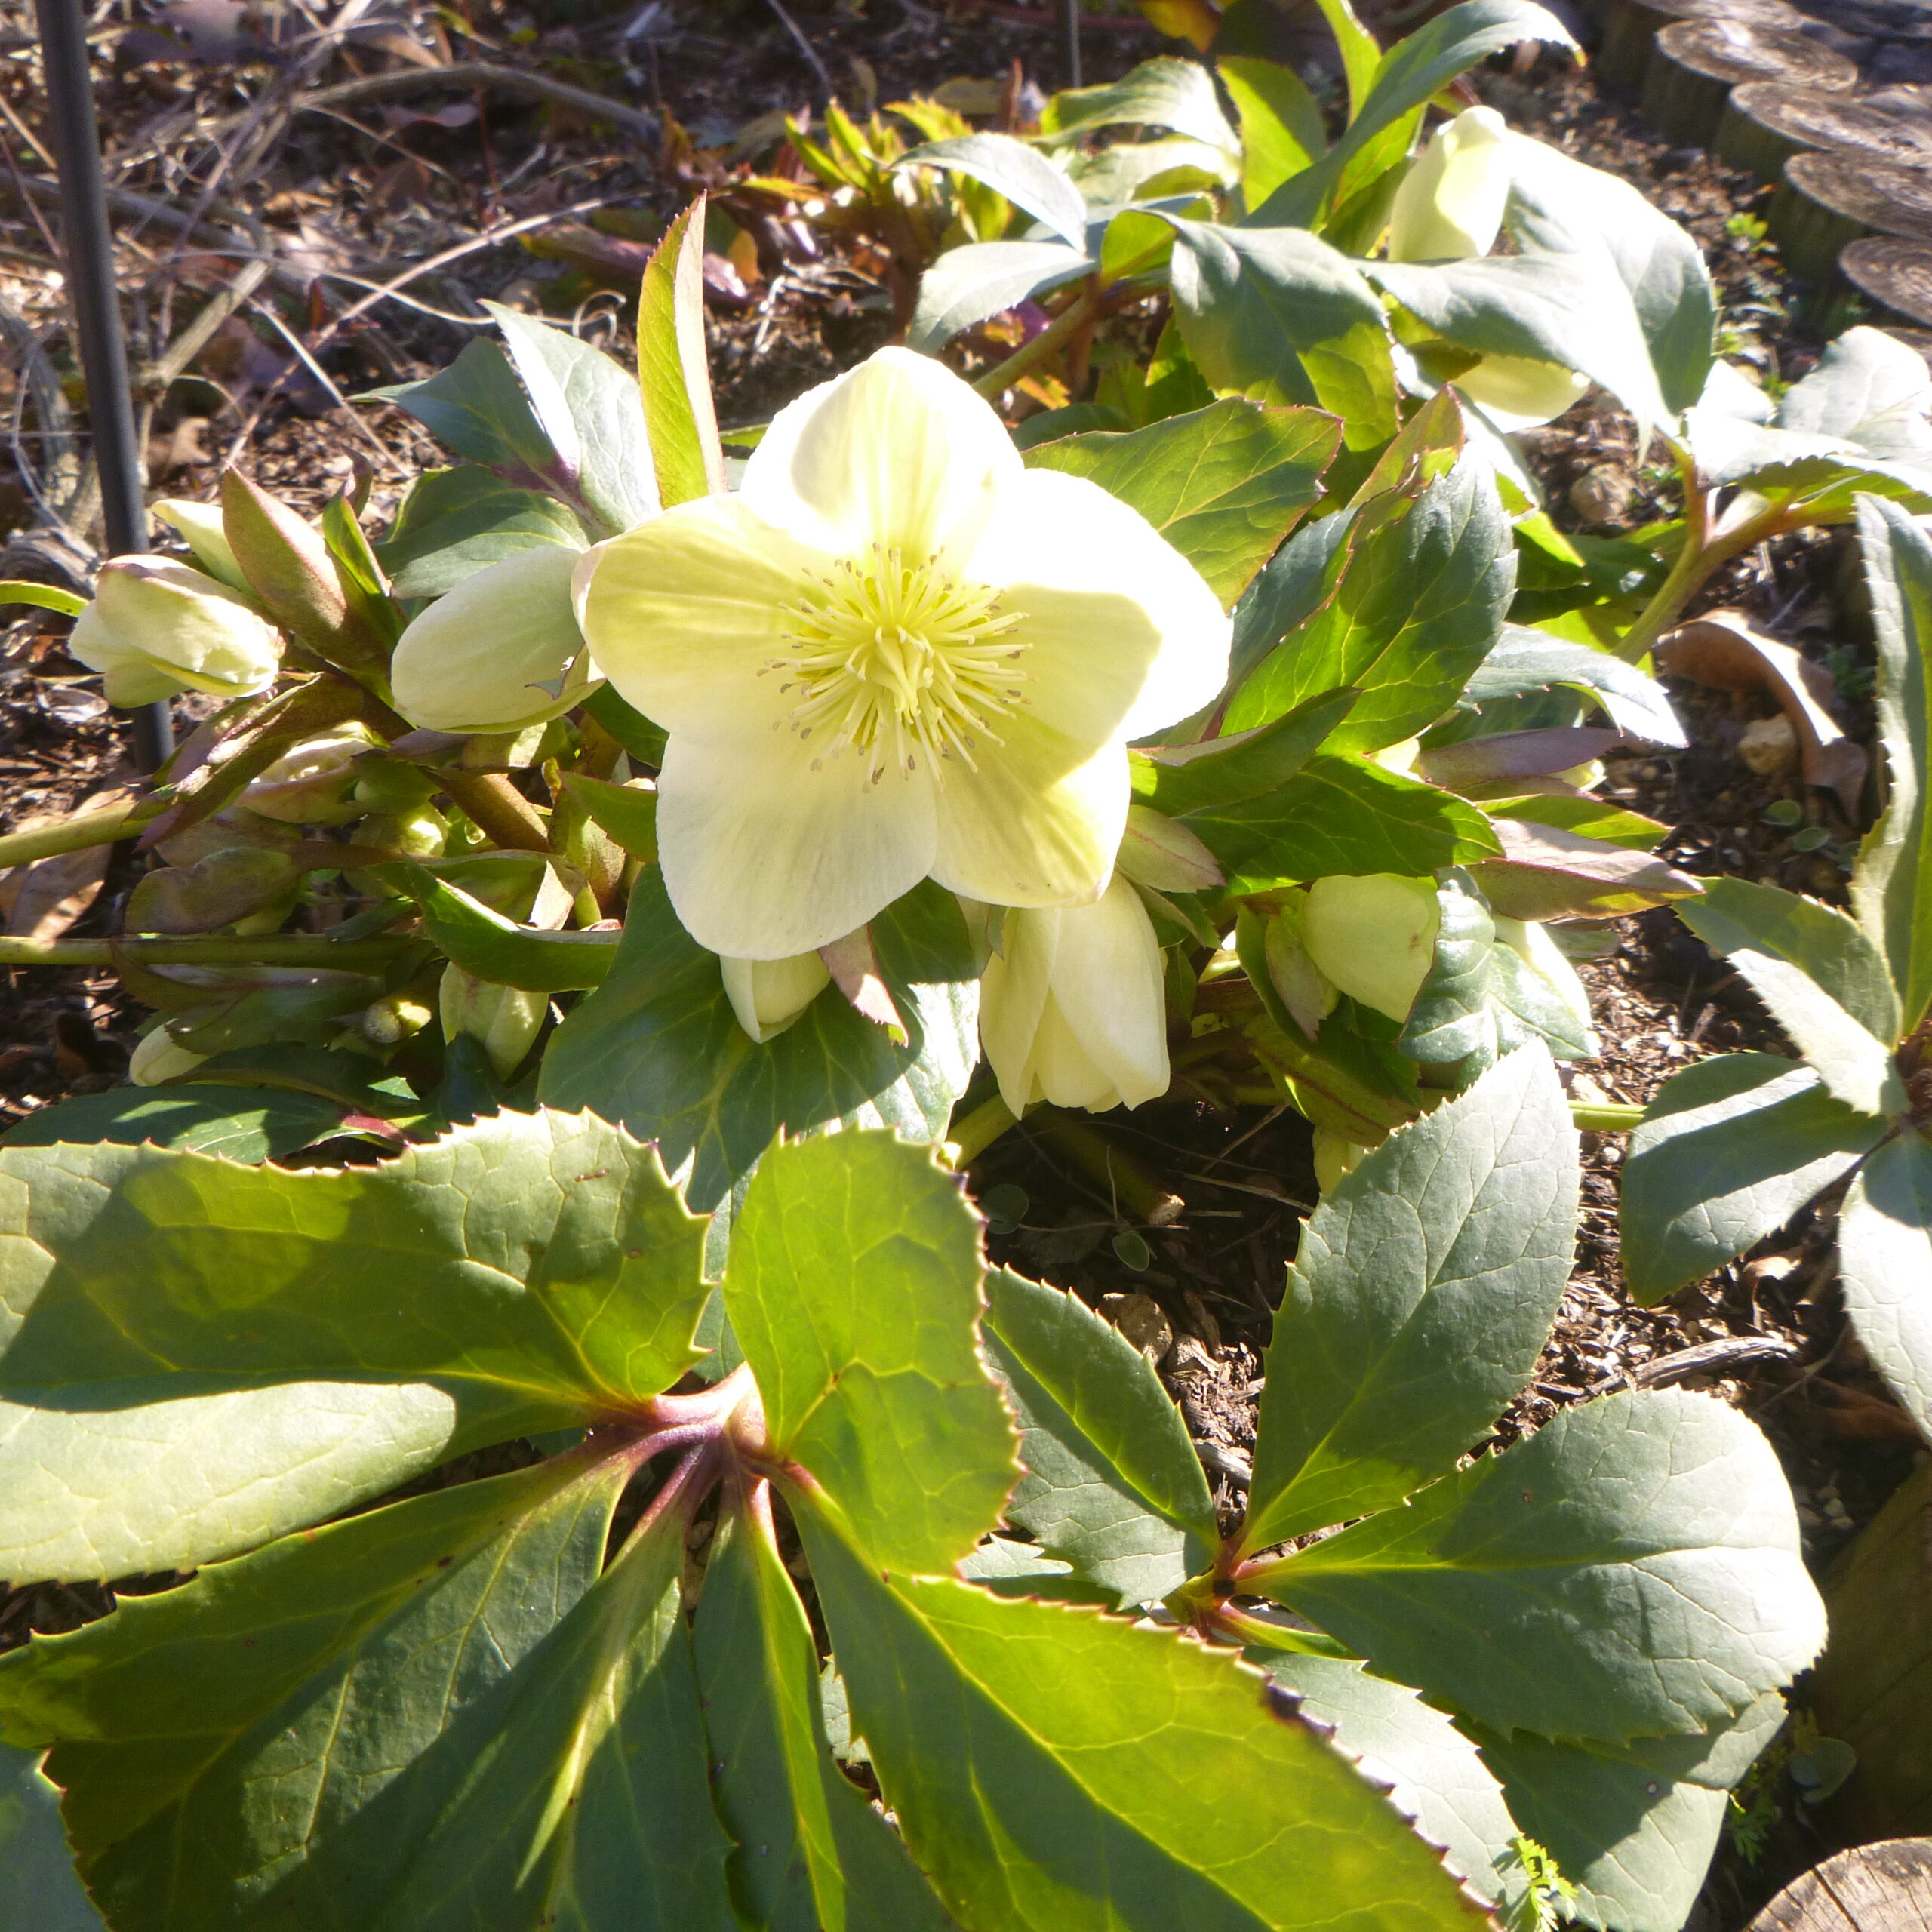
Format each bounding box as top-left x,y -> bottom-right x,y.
1644,18 -> 1858,146
1841,234 -> 1932,328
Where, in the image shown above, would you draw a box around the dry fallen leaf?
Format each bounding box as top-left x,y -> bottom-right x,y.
1657,611 -> 1868,811
0,780 -> 134,943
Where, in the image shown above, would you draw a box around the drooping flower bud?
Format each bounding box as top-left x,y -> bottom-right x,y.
1451,354 -> 1592,434
979,874 -> 1168,1115
439,964 -> 546,1081
720,951 -> 832,1043
128,1026 -> 210,1086
1388,106 -> 1511,263
243,724 -> 381,824
391,546 -> 598,735
68,556 -> 281,706
1301,874 -> 1441,1024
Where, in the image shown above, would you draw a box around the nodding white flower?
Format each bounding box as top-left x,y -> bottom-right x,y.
69,555 -> 281,706
579,347 -> 1230,961
1388,106 -> 1590,432
391,546 -> 598,735
720,949 -> 832,1044
978,874 -> 1168,1115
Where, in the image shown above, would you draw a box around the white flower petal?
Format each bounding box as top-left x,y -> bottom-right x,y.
719,950 -> 832,1043
1388,106 -> 1510,263
390,546 -> 594,734
931,713 -> 1127,910
968,469 -> 1231,743
656,726 -> 938,960
1038,877 -> 1168,1109
578,495 -> 820,737
980,904 -> 1058,1115
1032,1001 -> 1123,1112
741,346 -> 1022,562
1453,355 -> 1591,432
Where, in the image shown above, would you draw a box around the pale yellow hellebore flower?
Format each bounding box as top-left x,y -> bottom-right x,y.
1387,106 -> 1589,433
69,556 -> 281,706
579,348 -> 1231,961
391,546 -> 598,735
720,951 -> 832,1044
979,875 -> 1168,1114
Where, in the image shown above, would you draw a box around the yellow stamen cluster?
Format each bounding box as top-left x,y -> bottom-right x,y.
770,545 -> 1028,786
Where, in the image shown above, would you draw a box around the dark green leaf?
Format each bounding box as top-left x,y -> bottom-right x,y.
980,1267 -> 1214,1607
1838,1128 -> 1932,1442
1244,1044 -> 1577,1551
691,1510 -> 955,1932
1164,218 -> 1398,449
1023,401 -> 1339,605
901,134 -> 1090,250
559,771 -> 658,860
1229,507 -> 1355,687
176,1042 -> 417,1114
1130,688 -> 1357,816
1039,57 -> 1240,154
637,201 -> 727,508
537,871 -> 978,1213
0,1743 -> 109,1930
1258,1657 -> 1526,1916
909,242 -> 1095,354
1254,1389 -> 1826,1745
0,1112 -> 707,1578
796,1499 -> 1486,1932
1474,1695 -> 1786,1932
376,466 -> 587,599
1226,457 -> 1516,753
1621,1052 -> 1886,1302
1463,629 -> 1686,748
1398,873 -> 1547,1082
0,1084 -> 345,1161
581,683 -> 669,768
1186,754 -> 1500,889
485,302 -> 660,537
367,339 -> 557,484
1854,496 -> 1932,1035
386,861 -> 618,992
1249,0 -> 1575,228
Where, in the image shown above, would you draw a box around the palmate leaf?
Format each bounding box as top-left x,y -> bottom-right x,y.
982,1267 -> 1216,1608
1620,1053 -> 1887,1303
1022,400 -> 1340,605
1252,1389 -> 1826,1746
797,1500 -> 1490,1932
0,1110 -> 709,1580
722,1133 -> 1018,1575
538,872 -> 978,1214
1243,1045 -> 1578,1553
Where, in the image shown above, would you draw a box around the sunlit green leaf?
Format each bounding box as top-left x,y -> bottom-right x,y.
1838,1129 -> 1932,1442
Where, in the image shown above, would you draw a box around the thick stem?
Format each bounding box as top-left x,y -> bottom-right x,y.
438,768 -> 552,854
970,288 -> 1104,401
0,933 -> 410,969
1572,1101 -> 1647,1131
948,1093 -> 1019,1166
0,797 -> 155,870
1034,1111 -> 1185,1226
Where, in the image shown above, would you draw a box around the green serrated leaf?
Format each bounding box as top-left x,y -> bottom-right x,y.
1217,58 -> 1324,211
0,1112 -> 707,1578
0,1743 -> 108,1929
1463,629 -> 1685,749
1226,456 -> 1516,752
1131,688 -> 1358,817
725,1131 -> 1018,1574
1040,57 -> 1240,155
796,1497 -> 1484,1930
368,339 -> 558,485
692,1509 -> 955,1931
1165,217 -> 1398,450
385,862 -> 618,992
1258,1655 -> 1527,1916
1838,1129 -> 1932,1443
980,1268 -> 1214,1607
1023,401 -> 1339,606
375,466 -> 587,599
909,241 -> 1095,355
0,1451 -> 633,1930
1253,1389 -> 1826,1745
0,1084 -> 345,1161
1244,1044 -> 1577,1552
538,871 -> 978,1213
558,771 -> 658,860
900,133 -> 1088,251
1620,1052 -> 1887,1303
1186,754 -> 1500,889
1472,1694 -> 1786,1932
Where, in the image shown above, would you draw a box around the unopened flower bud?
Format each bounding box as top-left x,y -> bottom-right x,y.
152,497 -> 251,594
1301,874 -> 1441,1024
391,546 -> 599,735
979,874 -> 1168,1115
68,556 -> 281,706
1389,106 -> 1510,264
244,724 -> 380,825
361,992 -> 435,1047
128,1026 -> 210,1086
439,964 -> 546,1080
720,951 -> 832,1043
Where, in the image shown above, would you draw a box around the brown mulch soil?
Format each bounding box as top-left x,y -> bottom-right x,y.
0,2 -> 1924,1921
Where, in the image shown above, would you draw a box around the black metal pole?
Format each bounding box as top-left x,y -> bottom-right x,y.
35,0 -> 172,772
1060,0 -> 1083,88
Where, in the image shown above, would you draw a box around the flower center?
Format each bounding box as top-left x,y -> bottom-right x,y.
769,545 -> 1028,786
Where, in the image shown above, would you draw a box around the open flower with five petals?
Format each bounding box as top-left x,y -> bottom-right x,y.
578,348 -> 1230,960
